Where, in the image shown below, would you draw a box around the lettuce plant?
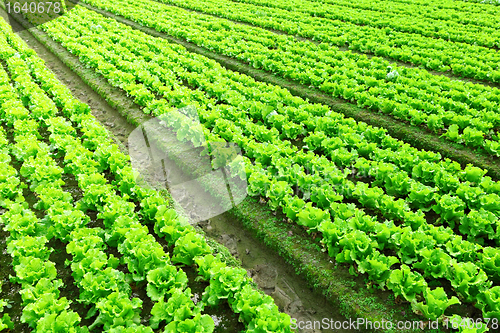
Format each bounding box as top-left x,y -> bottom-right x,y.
448,262 -> 491,302
479,248 -> 500,282
266,180 -> 292,210
231,284 -> 275,325
434,169 -> 460,193
172,232 -> 212,266
310,183 -> 343,209
455,183 -> 484,210
282,195 -> 305,220
318,218 -> 350,258
411,287 -> 460,321
7,236 -> 52,266
150,288 -> 197,329
348,211 -> 377,233
297,202 -> 331,231
393,228 -> 436,264
13,257 -> 58,287
387,265 -> 427,303
445,237 -> 480,263
413,248 -> 452,279
246,304 -> 293,333
165,313 -> 215,333
203,266 -> 249,306
459,209 -> 497,243
352,182 -> 384,209
21,293 -> 70,328
146,265 -> 188,301
155,206 -> 192,246
194,254 -> 227,281
476,286 -> 500,319
35,310 -> 86,333
79,268 -> 130,305
19,279 -> 63,308
479,193 -> 500,213
118,231 -> 170,281
432,194 -> 465,227
357,251 -> 399,289
463,164 -> 487,184
89,292 -> 142,331
336,230 -> 378,265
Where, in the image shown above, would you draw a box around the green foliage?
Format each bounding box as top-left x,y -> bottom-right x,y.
297,202 -> 330,231
172,232 -> 212,266
150,288 -> 197,329
432,194 -> 466,226
387,265 -> 427,303
448,262 -> 491,302
357,251 -> 399,288
154,206 -> 192,246
411,287 -> 460,321
21,293 -> 71,328
476,286 -> 500,319
118,231 -> 170,281
203,266 -> 249,306
413,249 -> 452,279
459,209 -> 497,243
165,313 -> 215,333
35,310 -> 85,333
146,265 -> 188,301
336,230 -> 378,264
14,257 -> 58,287
89,292 -> 142,331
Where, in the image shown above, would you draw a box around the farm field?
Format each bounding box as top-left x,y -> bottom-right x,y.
0,0 -> 499,332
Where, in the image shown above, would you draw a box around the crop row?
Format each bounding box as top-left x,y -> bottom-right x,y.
198,0 -> 500,48
0,136 -> 83,332
77,0 -> 500,156
7,54 -> 174,331
27,5 -> 500,324
0,17 -> 292,332
327,0 -> 500,13
144,0 -> 498,82
0,54 -> 91,331
276,0 -> 500,28
147,0 -> 500,82
457,0 -> 500,5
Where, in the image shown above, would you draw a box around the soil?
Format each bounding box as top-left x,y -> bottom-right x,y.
131,129 -> 348,333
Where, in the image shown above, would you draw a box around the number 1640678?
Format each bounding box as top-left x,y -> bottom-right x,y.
5,2 -> 62,14
444,317 -> 498,330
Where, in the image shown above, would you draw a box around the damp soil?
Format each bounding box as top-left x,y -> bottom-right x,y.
134,140 -> 349,333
